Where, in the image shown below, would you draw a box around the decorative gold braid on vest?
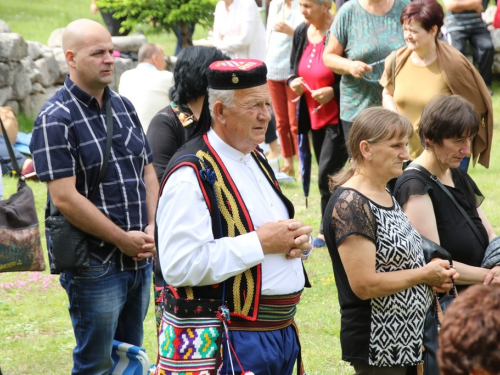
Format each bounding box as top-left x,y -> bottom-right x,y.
196,151 -> 246,237
253,151 -> 274,183
196,150 -> 255,316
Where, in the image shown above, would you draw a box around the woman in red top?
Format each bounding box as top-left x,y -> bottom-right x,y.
287,0 -> 348,247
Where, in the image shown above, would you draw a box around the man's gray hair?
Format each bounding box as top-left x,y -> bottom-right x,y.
138,43 -> 160,63
208,88 -> 236,121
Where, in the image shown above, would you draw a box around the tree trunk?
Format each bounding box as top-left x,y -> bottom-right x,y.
180,21 -> 193,50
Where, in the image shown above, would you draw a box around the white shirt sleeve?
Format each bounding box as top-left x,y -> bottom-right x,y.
157,166 -> 265,287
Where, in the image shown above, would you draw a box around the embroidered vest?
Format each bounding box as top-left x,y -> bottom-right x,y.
158,133 -> 295,321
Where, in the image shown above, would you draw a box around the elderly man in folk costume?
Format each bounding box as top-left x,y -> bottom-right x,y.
155,59 -> 312,375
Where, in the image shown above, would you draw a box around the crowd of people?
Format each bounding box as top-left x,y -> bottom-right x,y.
10,0 -> 498,374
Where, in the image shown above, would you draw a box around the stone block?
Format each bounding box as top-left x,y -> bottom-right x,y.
32,82 -> 45,94
491,29 -> 500,52
47,28 -> 64,49
112,57 -> 134,92
20,86 -> 60,117
27,41 -> 48,61
0,62 -> 13,88
0,19 -> 11,33
112,34 -> 147,53
10,62 -> 32,100
0,86 -> 12,106
4,100 -> 19,114
493,60 -> 500,74
52,47 -> 68,84
34,52 -> 60,87
0,33 -> 28,62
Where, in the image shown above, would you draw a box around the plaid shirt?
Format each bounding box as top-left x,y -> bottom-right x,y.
30,76 -> 154,269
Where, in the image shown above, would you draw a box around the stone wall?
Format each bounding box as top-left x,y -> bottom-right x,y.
0,19 -> 176,118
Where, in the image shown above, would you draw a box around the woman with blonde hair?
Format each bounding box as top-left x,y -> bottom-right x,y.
324,107 -> 456,374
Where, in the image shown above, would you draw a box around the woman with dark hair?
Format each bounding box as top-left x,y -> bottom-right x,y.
324,107 -> 456,374
287,0 -> 348,247
394,95 -> 498,293
146,46 -> 230,182
380,0 -> 492,170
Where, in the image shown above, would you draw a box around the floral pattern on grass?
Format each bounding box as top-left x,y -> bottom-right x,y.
0,272 -> 58,302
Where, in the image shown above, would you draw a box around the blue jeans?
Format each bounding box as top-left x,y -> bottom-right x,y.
60,257 -> 152,375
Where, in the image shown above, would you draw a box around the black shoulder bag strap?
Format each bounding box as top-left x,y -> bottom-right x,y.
50,100 -> 114,215
410,164 -> 488,249
0,115 -> 21,177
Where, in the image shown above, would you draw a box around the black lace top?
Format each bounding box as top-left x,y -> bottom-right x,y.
324,187 -> 432,367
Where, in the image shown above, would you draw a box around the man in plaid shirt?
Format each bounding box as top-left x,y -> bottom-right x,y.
29,19 -> 158,375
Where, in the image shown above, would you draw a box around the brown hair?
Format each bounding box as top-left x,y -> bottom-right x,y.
329,107 -> 413,192
418,95 -> 479,149
438,285 -> 500,375
400,0 -> 444,39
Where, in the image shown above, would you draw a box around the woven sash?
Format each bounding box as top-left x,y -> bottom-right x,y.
229,290 -> 303,331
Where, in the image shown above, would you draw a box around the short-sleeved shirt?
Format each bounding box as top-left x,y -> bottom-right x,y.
445,0 -> 489,33
323,187 -> 432,367
30,76 -> 154,268
329,0 -> 409,122
146,102 -> 196,183
393,58 -> 451,159
394,167 -> 488,292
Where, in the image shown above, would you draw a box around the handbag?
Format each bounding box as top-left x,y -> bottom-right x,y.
156,287 -> 223,375
418,236 -> 455,375
45,100 -> 114,272
0,116 -> 45,272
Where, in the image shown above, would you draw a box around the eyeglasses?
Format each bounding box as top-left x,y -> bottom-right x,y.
290,80 -> 323,114
361,59 -> 386,83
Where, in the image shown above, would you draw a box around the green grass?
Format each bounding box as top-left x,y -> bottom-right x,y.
1,1 -> 500,373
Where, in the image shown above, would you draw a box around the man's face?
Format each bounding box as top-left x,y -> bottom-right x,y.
70,32 -> 114,91
217,84 -> 272,154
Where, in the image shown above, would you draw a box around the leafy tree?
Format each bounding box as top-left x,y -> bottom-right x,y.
97,0 -> 217,49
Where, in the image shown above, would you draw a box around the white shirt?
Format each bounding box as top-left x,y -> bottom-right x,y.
157,129 -> 305,295
118,63 -> 174,133
213,0 -> 267,60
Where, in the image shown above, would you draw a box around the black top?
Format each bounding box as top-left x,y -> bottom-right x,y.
324,187 -> 431,367
146,102 -> 196,183
394,167 -> 488,291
